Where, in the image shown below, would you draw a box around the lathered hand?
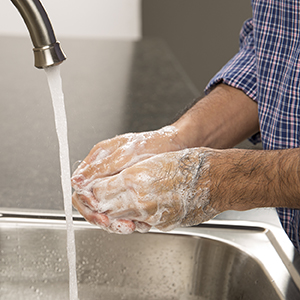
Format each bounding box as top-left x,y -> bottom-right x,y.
71,126 -> 184,192
72,148 -> 220,234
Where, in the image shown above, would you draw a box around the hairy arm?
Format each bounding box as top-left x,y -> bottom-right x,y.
172,84 -> 260,149
209,148 -> 300,212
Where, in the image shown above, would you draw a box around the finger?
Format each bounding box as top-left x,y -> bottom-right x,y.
72,146 -> 155,191
110,219 -> 136,234
72,135 -> 129,181
134,221 -> 151,233
73,187 -> 100,211
71,148 -> 113,188
73,192 -> 136,234
84,136 -> 127,164
71,147 -> 130,190
72,192 -> 110,227
108,209 -> 142,219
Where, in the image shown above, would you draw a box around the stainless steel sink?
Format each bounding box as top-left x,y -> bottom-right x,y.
0,209 -> 300,300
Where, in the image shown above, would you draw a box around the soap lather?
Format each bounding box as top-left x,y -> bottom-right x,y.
11,0 -> 66,68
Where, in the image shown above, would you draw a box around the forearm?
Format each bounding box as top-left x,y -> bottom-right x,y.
172,84 -> 260,149
209,148 -> 300,212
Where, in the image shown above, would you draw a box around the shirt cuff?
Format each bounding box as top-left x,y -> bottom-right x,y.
205,49 -> 257,101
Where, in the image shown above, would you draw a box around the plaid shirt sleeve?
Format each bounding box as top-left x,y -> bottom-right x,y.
205,18 -> 261,144
204,2 -> 300,253
205,19 -> 257,100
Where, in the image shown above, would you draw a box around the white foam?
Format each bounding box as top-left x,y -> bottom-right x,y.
87,149 -> 215,232
72,122 -> 217,234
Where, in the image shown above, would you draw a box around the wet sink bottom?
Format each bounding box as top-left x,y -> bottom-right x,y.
0,213 -> 299,300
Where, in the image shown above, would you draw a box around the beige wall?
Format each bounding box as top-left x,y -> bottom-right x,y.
1,0 -> 141,39
142,0 -> 252,93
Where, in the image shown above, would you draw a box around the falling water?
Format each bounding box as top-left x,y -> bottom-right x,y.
45,65 -> 79,300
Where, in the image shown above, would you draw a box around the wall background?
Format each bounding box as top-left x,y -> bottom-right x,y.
142,0 -> 252,92
0,0 -> 141,39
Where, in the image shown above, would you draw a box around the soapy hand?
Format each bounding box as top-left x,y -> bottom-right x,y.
72,148 -> 220,234
71,126 -> 184,192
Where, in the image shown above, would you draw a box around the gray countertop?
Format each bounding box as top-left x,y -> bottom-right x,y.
0,36 -> 198,211
0,36 -> 281,229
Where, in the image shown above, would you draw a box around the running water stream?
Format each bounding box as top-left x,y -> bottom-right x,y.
45,65 -> 79,300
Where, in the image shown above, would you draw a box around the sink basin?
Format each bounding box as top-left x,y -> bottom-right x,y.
0,210 -> 299,300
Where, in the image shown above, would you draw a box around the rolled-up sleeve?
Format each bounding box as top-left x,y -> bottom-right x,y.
205,19 -> 257,101
205,18 -> 260,144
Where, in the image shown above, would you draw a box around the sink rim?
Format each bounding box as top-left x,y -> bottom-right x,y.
1,207 -> 300,299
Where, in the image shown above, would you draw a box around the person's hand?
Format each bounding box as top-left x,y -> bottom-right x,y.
71,126 -> 184,192
71,125 -> 185,233
72,148 -> 221,234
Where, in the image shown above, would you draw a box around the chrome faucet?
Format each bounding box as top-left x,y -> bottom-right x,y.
11,0 -> 66,68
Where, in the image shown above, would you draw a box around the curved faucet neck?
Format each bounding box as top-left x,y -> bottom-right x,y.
11,0 -> 66,68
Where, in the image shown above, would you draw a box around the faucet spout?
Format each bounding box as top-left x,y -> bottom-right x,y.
11,0 -> 66,68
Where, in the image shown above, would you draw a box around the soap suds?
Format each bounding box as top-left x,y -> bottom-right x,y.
72,126 -> 219,234
71,126 -> 181,192
82,148 -> 219,232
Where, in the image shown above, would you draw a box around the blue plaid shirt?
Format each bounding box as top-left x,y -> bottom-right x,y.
206,0 -> 300,252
